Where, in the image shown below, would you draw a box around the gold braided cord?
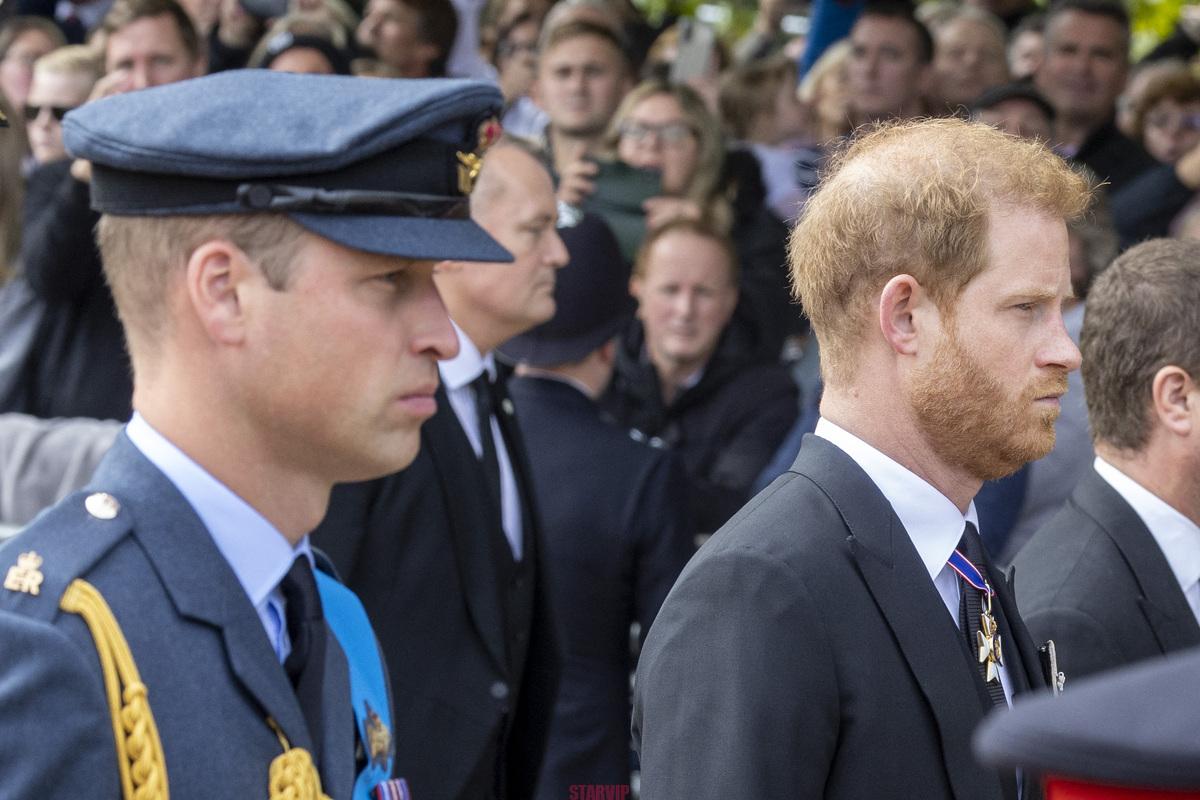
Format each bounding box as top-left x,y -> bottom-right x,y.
266,718 -> 331,800
60,579 -> 169,800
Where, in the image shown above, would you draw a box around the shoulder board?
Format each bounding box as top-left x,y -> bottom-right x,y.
0,489 -> 133,622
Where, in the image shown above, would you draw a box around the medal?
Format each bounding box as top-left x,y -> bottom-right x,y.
977,589 -> 1004,684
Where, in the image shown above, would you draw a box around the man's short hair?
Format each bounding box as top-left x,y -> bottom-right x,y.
538,19 -> 630,73
634,218 -> 740,286
789,118 -> 1090,384
1044,0 -> 1130,37
98,0 -> 201,62
718,54 -> 795,141
1080,238 -> 1200,452
855,1 -> 935,65
404,0 -> 458,76
96,214 -> 305,361
33,44 -> 102,81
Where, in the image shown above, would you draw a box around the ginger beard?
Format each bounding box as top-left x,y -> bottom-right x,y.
909,323 -> 1068,482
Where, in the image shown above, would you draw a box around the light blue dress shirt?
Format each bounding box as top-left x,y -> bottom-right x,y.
126,413 -> 312,662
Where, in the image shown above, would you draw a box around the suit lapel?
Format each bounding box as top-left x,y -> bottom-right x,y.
1075,469 -> 1200,654
89,435 -> 315,755
795,437 -> 1005,800
424,386 -> 508,673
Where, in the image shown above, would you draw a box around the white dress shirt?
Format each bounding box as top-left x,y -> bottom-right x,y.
439,321 -> 524,560
815,418 -> 1015,705
1094,456 -> 1200,625
126,413 -> 313,662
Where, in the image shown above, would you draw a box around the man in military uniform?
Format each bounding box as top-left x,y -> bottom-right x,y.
0,70 -> 509,798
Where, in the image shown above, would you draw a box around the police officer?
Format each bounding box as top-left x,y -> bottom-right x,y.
0,70 -> 509,799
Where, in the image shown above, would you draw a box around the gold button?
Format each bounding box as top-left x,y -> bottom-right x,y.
84,492 -> 120,520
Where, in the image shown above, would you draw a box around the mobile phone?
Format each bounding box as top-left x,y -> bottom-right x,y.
671,19 -> 717,84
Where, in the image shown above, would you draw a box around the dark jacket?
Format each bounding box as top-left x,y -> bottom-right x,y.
508,375 -> 693,799
1071,119 -> 1158,196
1014,466 -> 1200,681
312,383 -> 559,800
633,436 -> 1047,800
17,160 -> 131,421
601,321 -> 798,535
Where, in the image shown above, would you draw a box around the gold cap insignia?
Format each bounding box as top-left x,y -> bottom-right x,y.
364,700 -> 392,768
4,552 -> 44,595
85,492 -> 120,520
455,116 -> 503,195
0,107 -> 8,128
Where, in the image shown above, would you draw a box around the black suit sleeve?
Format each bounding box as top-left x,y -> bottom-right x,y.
634,545 -> 838,798
631,451 -> 694,641
21,164 -> 103,304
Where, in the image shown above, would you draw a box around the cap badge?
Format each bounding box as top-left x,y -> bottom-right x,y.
4,552 -> 44,596
0,107 -> 8,128
456,151 -> 483,195
364,699 -> 392,768
85,492 -> 121,520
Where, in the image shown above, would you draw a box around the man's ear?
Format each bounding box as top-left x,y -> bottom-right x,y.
185,240 -> 254,346
1151,366 -> 1197,437
878,273 -> 928,357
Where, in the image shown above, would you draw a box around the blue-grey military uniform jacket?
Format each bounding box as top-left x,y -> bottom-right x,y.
0,433 -> 359,798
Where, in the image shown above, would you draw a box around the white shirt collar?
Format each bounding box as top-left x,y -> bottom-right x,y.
1094,456 -> 1200,593
815,418 -> 980,581
439,319 -> 495,390
125,413 -> 310,611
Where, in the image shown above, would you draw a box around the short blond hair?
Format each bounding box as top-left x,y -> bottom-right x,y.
33,44 -> 102,81
96,214 -> 305,363
789,117 -> 1091,385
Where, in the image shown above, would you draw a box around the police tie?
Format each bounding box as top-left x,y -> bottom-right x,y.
281,554 -> 327,761
471,372 -> 503,513
955,522 -> 1008,709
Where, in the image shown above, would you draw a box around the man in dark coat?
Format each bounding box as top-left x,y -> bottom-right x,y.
1015,238 -> 1200,681
601,219 -> 798,538
633,118 -> 1092,800
498,214 -> 694,799
313,138 -> 569,800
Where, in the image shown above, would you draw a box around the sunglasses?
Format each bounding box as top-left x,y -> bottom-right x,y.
23,103 -> 74,123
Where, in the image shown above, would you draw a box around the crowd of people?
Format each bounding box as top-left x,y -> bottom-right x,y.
3,0 -> 1200,796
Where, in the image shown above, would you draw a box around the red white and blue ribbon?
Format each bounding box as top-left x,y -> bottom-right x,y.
947,550 -> 994,596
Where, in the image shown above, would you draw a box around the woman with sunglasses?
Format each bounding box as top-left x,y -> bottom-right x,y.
24,46 -> 99,165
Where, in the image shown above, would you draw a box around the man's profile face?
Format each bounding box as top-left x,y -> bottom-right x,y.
907,205 -> 1080,481
357,0 -> 436,77
847,15 -> 929,121
105,13 -> 200,91
535,34 -> 629,139
633,230 -> 738,373
1035,10 -> 1128,127
244,233 -> 458,482
451,147 -> 568,339
933,17 -> 1008,109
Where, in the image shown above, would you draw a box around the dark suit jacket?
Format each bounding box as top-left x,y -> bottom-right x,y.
0,434 -> 358,797
633,435 -> 1046,800
1014,466 -> 1200,681
314,384 -> 559,800
508,375 -> 693,799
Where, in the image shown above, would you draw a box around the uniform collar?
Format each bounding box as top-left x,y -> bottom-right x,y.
815,417 -> 980,581
125,413 -> 311,610
1095,456 -> 1200,594
439,318 -> 496,390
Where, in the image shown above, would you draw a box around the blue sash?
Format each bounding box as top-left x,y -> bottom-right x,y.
314,572 -> 399,800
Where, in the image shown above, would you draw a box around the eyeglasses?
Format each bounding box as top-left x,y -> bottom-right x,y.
23,103 -> 74,123
619,120 -> 696,147
1144,111 -> 1200,132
